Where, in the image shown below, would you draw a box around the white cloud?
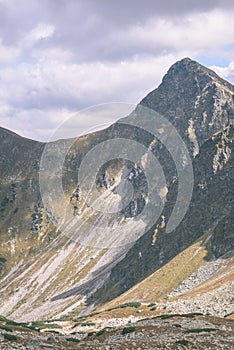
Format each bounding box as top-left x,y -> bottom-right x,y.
0,104 -> 73,141
29,23 -> 55,41
0,2 -> 233,141
0,53 -> 188,140
0,38 -> 19,64
210,61 -> 234,84
115,9 -> 234,53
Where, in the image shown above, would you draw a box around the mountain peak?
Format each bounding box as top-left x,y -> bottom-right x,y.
169,57 -> 201,70
140,58 -> 234,156
171,56 -> 204,67
161,57 -> 234,92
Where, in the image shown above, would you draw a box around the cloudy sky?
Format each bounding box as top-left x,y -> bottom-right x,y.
0,0 -> 234,141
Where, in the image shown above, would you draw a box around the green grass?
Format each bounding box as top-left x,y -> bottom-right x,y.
4,319 -> 18,326
0,325 -> 13,332
104,232 -> 213,306
0,316 -> 18,326
30,321 -> 62,330
108,302 -> 141,311
0,316 -> 8,322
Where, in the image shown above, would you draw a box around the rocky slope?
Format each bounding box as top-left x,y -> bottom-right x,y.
0,311 -> 234,350
0,58 -> 233,326
90,58 -> 234,307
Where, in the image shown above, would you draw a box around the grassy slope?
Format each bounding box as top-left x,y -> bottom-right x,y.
97,232 -> 216,309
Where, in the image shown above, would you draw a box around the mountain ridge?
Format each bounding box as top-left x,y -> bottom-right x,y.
0,57 -> 233,324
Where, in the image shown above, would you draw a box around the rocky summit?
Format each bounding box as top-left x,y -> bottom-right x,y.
0,58 -> 233,349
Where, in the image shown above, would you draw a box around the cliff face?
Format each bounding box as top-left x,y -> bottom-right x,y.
90,58 -> 234,306
93,124 -> 233,300
0,58 -> 233,321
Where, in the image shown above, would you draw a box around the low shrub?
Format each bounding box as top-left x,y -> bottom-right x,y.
120,302 -> 141,309
96,328 -> 106,336
184,328 -> 217,334
81,322 -> 95,326
147,303 -> 156,307
108,302 -> 141,311
176,339 -> 189,345
87,332 -> 95,336
172,324 -> 182,328
3,333 -> 17,341
122,326 -> 136,334
66,337 -> 80,342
